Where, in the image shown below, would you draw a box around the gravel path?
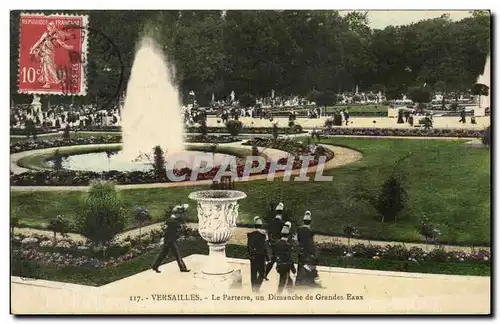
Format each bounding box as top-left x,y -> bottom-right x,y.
14,222 -> 489,253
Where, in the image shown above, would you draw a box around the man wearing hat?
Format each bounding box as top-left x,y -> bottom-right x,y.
295,210 -> 320,287
247,216 -> 269,292
152,204 -> 191,273
275,225 -> 296,293
265,202 -> 285,277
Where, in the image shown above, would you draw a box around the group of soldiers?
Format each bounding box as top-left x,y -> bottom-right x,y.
151,202 -> 320,294
246,202 -> 321,294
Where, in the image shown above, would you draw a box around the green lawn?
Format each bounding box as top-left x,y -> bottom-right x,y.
11,138 -> 491,246
11,240 -> 490,287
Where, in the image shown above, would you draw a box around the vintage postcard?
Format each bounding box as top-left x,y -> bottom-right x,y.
9,9 -> 491,315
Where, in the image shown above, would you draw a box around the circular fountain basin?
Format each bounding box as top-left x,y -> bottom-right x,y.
45,150 -> 236,172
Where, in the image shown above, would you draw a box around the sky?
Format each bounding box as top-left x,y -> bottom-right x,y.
340,10 -> 473,29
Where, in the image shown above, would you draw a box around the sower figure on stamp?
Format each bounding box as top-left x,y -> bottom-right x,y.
152,204 -> 191,273
295,211 -> 321,288
265,202 -> 285,278
247,216 -> 269,293
276,225 -> 296,294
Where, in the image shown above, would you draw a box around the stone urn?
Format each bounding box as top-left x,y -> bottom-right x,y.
188,190 -> 247,276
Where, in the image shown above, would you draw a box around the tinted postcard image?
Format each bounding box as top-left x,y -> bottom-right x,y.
9,10 -> 491,315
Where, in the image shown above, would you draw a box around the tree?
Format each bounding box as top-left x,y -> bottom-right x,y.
225,120 -> 243,136
52,150 -> 63,171
238,93 -> 256,108
24,119 -> 36,140
75,181 -> 126,249
471,83 -> 489,107
315,90 -> 337,107
272,123 -> 279,141
10,215 -> 19,237
342,223 -> 358,249
10,114 -> 17,127
62,125 -> 71,139
133,207 -> 152,239
306,89 -> 321,103
47,215 -> 69,245
371,84 -> 385,94
152,145 -> 167,181
375,173 -> 408,222
199,119 -> 208,137
419,214 -> 441,249
482,126 -> 490,147
409,87 -> 432,104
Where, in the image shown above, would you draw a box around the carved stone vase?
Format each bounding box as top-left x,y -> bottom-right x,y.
188,190 -> 247,276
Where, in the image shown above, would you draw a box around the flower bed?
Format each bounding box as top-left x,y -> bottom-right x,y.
11,226 -> 198,269
320,127 -> 483,138
74,125 -> 306,134
11,231 -> 490,272
10,135 -> 239,154
316,242 -> 489,263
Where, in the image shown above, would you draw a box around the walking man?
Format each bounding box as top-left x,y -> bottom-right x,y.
152,204 -> 191,273
247,216 -> 269,292
276,225 -> 296,294
265,202 -> 285,277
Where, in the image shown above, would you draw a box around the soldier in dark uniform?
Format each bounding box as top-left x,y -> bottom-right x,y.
295,211 -> 321,287
275,225 -> 296,294
265,202 -> 285,277
247,216 -> 269,293
152,204 -> 191,273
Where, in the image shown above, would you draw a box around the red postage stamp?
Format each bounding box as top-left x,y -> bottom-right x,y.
18,13 -> 88,95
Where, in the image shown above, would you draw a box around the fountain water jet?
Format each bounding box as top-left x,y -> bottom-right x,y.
119,37 -> 185,162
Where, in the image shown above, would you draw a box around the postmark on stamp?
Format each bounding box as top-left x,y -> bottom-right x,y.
18,13 -> 89,96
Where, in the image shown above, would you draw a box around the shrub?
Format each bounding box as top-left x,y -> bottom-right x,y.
225,120 -> 243,136
342,223 -> 358,247
152,145 -> 167,181
199,119 -> 208,137
63,125 -> 71,139
272,123 -> 279,141
292,124 -> 303,133
482,126 -> 490,147
375,173 -> 408,222
52,150 -> 63,171
47,215 -> 70,245
133,207 -> 152,238
75,181 -> 126,248
333,112 -> 342,126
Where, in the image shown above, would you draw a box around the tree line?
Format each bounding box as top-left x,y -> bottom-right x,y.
10,10 -> 490,107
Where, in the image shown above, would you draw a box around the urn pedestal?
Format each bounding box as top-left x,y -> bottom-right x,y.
188,190 -> 247,290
